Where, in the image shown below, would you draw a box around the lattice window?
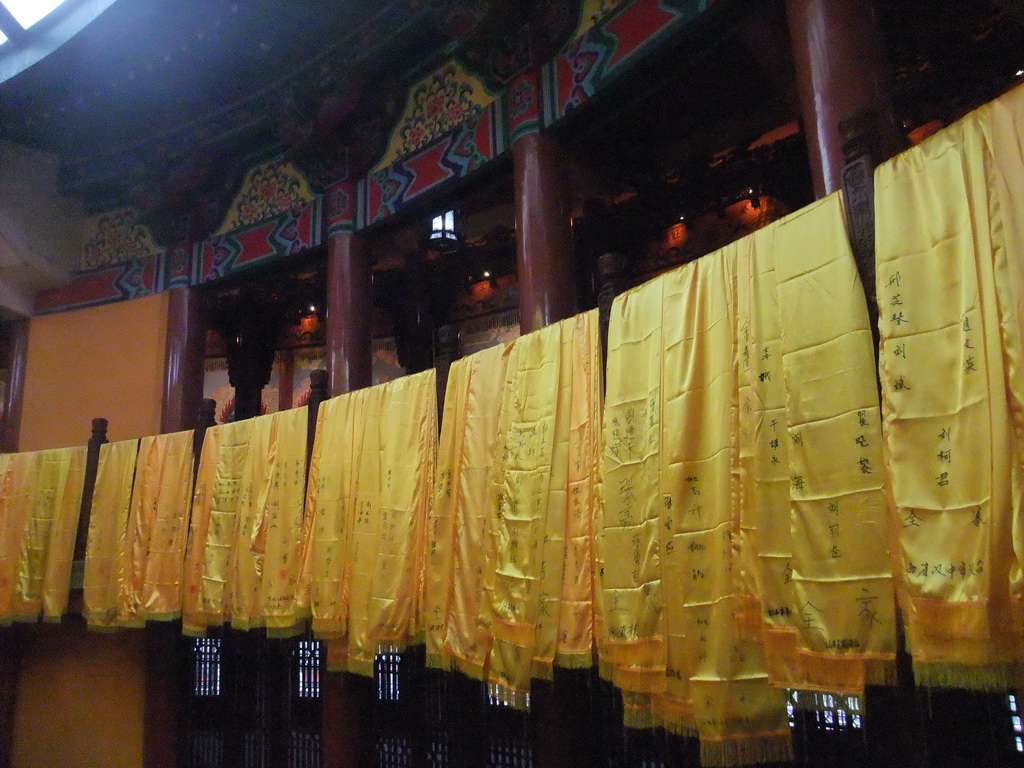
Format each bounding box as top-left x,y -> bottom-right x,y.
189,729 -> 225,768
490,736 -> 534,768
193,638 -> 222,697
294,640 -> 322,699
242,730 -> 266,768
1010,694 -> 1024,753
377,734 -> 412,768
787,689 -> 862,731
288,732 -> 322,768
376,646 -> 402,702
426,736 -> 450,768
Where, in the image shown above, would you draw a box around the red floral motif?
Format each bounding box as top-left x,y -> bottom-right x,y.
81,208 -> 163,270
393,63 -> 480,158
425,92 -> 446,118
446,102 -> 466,123
405,125 -> 427,147
225,163 -> 310,230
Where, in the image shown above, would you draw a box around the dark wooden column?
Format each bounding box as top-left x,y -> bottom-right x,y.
73,418 -> 109,570
532,668 -> 600,768
0,317 -> 29,454
326,231 -> 373,397
512,132 -> 578,334
193,398 -> 217,478
596,252 -> 626,364
306,369 -> 329,466
0,626 -> 23,768
785,0 -> 900,198
226,324 -> 276,422
278,348 -> 295,413
161,286 -> 207,434
322,672 -> 375,768
322,236 -> 374,765
434,324 -> 460,425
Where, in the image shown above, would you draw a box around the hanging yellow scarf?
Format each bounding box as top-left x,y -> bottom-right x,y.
598,275 -> 667,723
556,312 -> 603,671
182,419 -> 253,635
745,194 -> 897,693
84,439 -> 140,630
425,342 -> 511,680
486,310 -> 602,708
119,430 -> 195,626
0,447 -> 86,624
297,388 -> 366,642
228,407 -> 308,636
344,370 -> 436,675
661,247 -> 792,766
876,83 -> 1024,690
300,371 -> 437,674
601,250 -> 793,765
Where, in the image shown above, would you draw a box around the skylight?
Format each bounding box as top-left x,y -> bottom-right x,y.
0,0 -> 120,84
3,0 -> 68,29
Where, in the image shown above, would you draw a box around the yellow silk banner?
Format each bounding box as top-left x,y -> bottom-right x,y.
0,447 -> 86,624
598,274 -> 666,716
748,195 -> 897,693
84,439 -> 140,629
662,247 -> 791,766
425,342 -> 511,680
228,407 -> 308,636
297,388 -> 366,640
486,310 -> 602,708
876,83 -> 1024,690
345,370 -> 436,674
182,419 -> 253,635
557,312 -> 603,670
301,370 -> 437,674
120,430 -> 195,626
601,250 -> 791,765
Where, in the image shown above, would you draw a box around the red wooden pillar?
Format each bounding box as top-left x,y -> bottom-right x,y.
785,0 -> 900,198
323,228 -> 374,767
0,317 -> 29,454
160,286 -> 207,435
146,286 -> 206,768
512,132 -> 578,334
326,232 -> 373,397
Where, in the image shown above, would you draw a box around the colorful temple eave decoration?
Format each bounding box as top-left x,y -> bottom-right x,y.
80,208 -> 165,272
34,0 -> 716,315
214,161 -> 317,237
361,100 -> 505,226
375,60 -> 497,172
36,163 -> 324,314
35,257 -> 163,315
542,0 -> 710,125
195,199 -> 323,284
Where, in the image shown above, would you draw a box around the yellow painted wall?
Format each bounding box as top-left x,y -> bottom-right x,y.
12,625 -> 145,768
20,292 -> 168,451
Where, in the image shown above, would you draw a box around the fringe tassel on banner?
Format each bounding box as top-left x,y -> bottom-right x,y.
699,733 -> 793,768
912,660 -> 1014,692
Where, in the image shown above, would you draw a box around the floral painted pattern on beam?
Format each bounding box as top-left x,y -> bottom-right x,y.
376,60 -> 494,170
215,161 -> 316,236
80,208 -> 165,271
